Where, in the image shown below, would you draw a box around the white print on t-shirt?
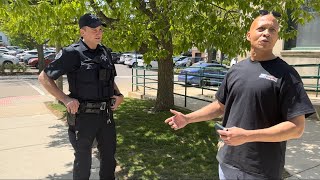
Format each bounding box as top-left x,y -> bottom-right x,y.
259,73 -> 278,83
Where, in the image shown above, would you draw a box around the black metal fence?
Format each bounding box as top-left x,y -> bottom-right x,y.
131,64 -> 320,107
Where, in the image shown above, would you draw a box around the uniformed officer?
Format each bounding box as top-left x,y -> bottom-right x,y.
38,13 -> 124,179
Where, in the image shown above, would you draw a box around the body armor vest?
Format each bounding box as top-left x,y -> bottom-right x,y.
67,44 -> 115,101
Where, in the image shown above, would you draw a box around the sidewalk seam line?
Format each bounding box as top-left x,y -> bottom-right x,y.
287,163 -> 320,178
0,143 -> 48,152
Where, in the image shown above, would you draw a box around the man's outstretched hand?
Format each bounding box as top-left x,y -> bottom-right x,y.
164,109 -> 189,130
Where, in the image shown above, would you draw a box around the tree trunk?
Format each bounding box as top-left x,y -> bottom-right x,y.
154,30 -> 174,111
155,54 -> 174,111
207,48 -> 213,63
37,44 -> 44,73
220,52 -> 224,65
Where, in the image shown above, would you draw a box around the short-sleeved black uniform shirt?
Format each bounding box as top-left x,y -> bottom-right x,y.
44,39 -> 116,101
215,57 -> 315,179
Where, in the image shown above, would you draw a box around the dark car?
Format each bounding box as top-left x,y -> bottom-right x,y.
178,62 -> 228,86
28,53 -> 56,69
111,52 -> 122,64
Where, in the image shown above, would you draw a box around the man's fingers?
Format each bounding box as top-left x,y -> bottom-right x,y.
164,117 -> 173,123
168,121 -> 175,126
170,109 -> 181,116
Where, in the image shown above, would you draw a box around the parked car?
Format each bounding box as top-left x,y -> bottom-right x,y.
0,47 -> 17,56
178,62 -> 228,86
137,58 -> 158,69
230,57 -> 238,66
173,56 -> 186,64
118,53 -> 133,64
28,53 -> 56,68
20,50 -> 55,64
111,52 -> 122,64
174,57 -> 192,67
124,54 -> 143,68
0,53 -> 20,65
19,50 -> 38,64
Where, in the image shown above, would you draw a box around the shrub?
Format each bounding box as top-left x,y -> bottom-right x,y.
0,65 -> 4,73
15,64 -> 28,72
4,63 -> 15,73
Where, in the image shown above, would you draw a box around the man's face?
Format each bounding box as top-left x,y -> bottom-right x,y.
246,15 -> 279,51
80,26 -> 103,45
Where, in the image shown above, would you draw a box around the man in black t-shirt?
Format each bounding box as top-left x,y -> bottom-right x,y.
165,11 -> 315,179
39,13 -> 123,179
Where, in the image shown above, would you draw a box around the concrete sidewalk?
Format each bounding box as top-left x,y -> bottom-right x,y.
130,90 -> 320,179
0,95 -> 100,179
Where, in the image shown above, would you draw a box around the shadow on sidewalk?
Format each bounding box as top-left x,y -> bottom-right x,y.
46,123 -> 70,148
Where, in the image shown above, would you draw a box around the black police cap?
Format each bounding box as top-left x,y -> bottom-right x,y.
79,13 -> 106,28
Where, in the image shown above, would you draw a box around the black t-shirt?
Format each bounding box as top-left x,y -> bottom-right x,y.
215,57 -> 315,179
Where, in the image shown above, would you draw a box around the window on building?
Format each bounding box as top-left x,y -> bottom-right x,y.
296,13 -> 320,48
284,4 -> 320,50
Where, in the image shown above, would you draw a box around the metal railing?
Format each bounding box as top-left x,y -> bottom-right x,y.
131,66 -> 224,107
291,64 -> 320,97
131,63 -> 320,106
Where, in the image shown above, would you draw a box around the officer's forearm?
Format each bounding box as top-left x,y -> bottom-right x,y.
38,71 -> 69,104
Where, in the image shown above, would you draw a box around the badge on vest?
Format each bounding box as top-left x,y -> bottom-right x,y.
100,54 -> 107,61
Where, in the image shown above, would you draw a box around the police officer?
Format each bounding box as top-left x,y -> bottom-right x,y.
38,13 -> 123,179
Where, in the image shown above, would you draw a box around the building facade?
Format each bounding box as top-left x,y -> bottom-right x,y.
0,32 -> 10,46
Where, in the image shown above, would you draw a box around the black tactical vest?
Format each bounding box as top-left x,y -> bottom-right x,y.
67,44 -> 115,101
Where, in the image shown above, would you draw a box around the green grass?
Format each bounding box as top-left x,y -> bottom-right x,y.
49,98 -> 220,179
114,98 -> 219,179
49,102 -> 67,113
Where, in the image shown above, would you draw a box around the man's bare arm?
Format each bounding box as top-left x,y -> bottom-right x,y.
185,100 -> 225,123
219,115 -> 305,146
165,100 -> 224,130
38,71 -> 79,114
246,115 -> 305,142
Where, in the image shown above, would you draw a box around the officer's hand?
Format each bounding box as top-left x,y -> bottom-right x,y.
111,95 -> 123,111
63,97 -> 80,114
164,109 -> 189,130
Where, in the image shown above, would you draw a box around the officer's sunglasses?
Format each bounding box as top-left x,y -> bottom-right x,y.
259,10 -> 281,18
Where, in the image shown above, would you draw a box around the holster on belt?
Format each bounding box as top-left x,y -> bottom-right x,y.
67,112 -> 76,126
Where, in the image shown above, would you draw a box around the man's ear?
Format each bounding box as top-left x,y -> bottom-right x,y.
246,32 -> 251,41
80,28 -> 85,37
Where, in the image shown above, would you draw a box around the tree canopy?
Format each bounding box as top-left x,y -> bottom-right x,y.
1,0 -> 319,110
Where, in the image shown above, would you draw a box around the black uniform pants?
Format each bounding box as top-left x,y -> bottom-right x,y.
68,110 -> 116,180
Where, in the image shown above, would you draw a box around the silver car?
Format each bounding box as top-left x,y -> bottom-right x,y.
0,53 -> 20,65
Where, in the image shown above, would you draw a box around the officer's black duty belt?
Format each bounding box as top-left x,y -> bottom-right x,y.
79,101 -> 109,114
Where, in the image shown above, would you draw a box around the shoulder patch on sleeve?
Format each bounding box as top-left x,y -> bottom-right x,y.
55,50 -> 63,60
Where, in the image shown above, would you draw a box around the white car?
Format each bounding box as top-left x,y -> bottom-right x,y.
124,54 -> 143,68
119,53 -> 133,64
230,58 -> 238,66
0,47 -> 17,56
0,53 -> 20,65
137,58 -> 158,69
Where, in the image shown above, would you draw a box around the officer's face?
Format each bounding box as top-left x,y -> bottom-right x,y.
80,26 -> 103,45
